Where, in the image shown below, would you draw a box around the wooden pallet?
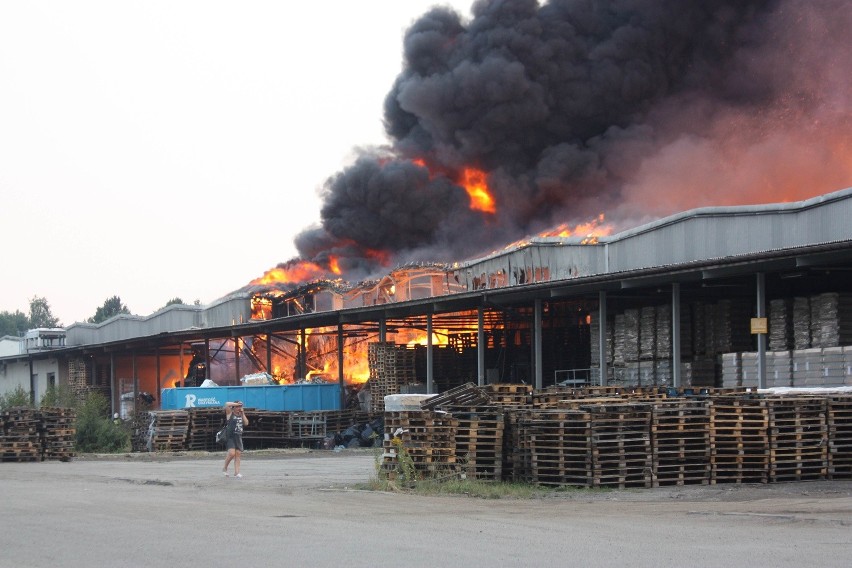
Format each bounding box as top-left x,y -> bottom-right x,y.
485,384 -> 533,407
383,411 -> 458,479
765,397 -> 828,482
651,400 -> 711,486
827,396 -> 852,479
453,409 -> 504,480
709,398 -> 769,484
421,383 -> 491,410
521,410 -> 594,487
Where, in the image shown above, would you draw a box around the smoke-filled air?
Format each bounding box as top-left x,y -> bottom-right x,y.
254,0 -> 851,288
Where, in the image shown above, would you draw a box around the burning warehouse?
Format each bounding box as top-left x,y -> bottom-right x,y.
2,0 -> 851,470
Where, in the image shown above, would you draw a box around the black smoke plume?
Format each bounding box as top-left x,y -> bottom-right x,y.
287,0 -> 851,282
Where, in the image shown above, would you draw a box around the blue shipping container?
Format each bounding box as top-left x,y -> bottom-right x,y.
160,383 -> 341,412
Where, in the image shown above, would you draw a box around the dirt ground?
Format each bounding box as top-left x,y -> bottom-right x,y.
1,449 -> 850,567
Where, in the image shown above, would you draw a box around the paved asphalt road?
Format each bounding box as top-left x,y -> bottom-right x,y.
1,450 -> 851,568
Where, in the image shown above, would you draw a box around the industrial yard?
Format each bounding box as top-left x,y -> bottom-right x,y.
1,450 -> 850,568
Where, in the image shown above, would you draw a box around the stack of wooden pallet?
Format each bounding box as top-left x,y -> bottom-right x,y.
39,407 -> 76,461
449,408 -> 503,481
383,410 -> 457,479
765,397 -> 828,482
584,403 -> 653,488
502,409 -> 527,482
67,358 -> 90,404
827,396 -> 852,479
709,398 -> 769,484
324,409 -> 358,435
485,383 -> 532,406
148,410 -> 189,451
186,407 -> 224,451
131,411 -> 153,452
0,407 -> 41,462
651,400 -> 710,486
243,409 -> 289,449
520,409 -> 593,486
421,382 -> 491,410
368,342 -> 416,412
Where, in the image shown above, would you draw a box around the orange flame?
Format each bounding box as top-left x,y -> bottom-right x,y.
328,256 -> 342,275
539,214 -> 613,241
458,167 -> 496,214
401,329 -> 450,347
251,260 -> 327,286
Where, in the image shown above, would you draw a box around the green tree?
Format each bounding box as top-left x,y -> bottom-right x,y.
28,296 -> 61,328
75,391 -> 129,453
0,310 -> 29,336
161,297 -> 185,310
88,296 -> 130,324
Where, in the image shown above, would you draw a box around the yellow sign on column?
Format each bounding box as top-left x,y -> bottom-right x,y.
750,317 -> 768,334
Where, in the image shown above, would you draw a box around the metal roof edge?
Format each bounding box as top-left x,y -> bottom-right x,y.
600,186 -> 852,243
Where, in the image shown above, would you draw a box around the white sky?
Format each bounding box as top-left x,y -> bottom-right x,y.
0,1 -> 474,325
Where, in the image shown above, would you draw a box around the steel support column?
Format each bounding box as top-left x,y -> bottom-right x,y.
477,307 -> 485,386
534,299 -> 543,390
204,339 -> 210,381
757,272 -> 767,389
110,353 -> 116,415
337,324 -> 345,409
426,313 -> 434,394
155,346 -> 161,401
132,352 -> 138,403
267,334 -> 272,375
598,291 -> 607,386
672,283 -> 682,388
234,336 -> 240,382
299,329 -> 307,380
28,357 -> 35,405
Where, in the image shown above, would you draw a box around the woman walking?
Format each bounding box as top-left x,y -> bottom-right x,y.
222,401 -> 249,478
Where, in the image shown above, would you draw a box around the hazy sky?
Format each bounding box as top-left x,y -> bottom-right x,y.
0,1 -> 475,325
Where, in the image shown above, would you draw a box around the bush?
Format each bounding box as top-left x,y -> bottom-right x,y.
40,384 -> 77,409
75,391 -> 129,453
0,385 -> 32,410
